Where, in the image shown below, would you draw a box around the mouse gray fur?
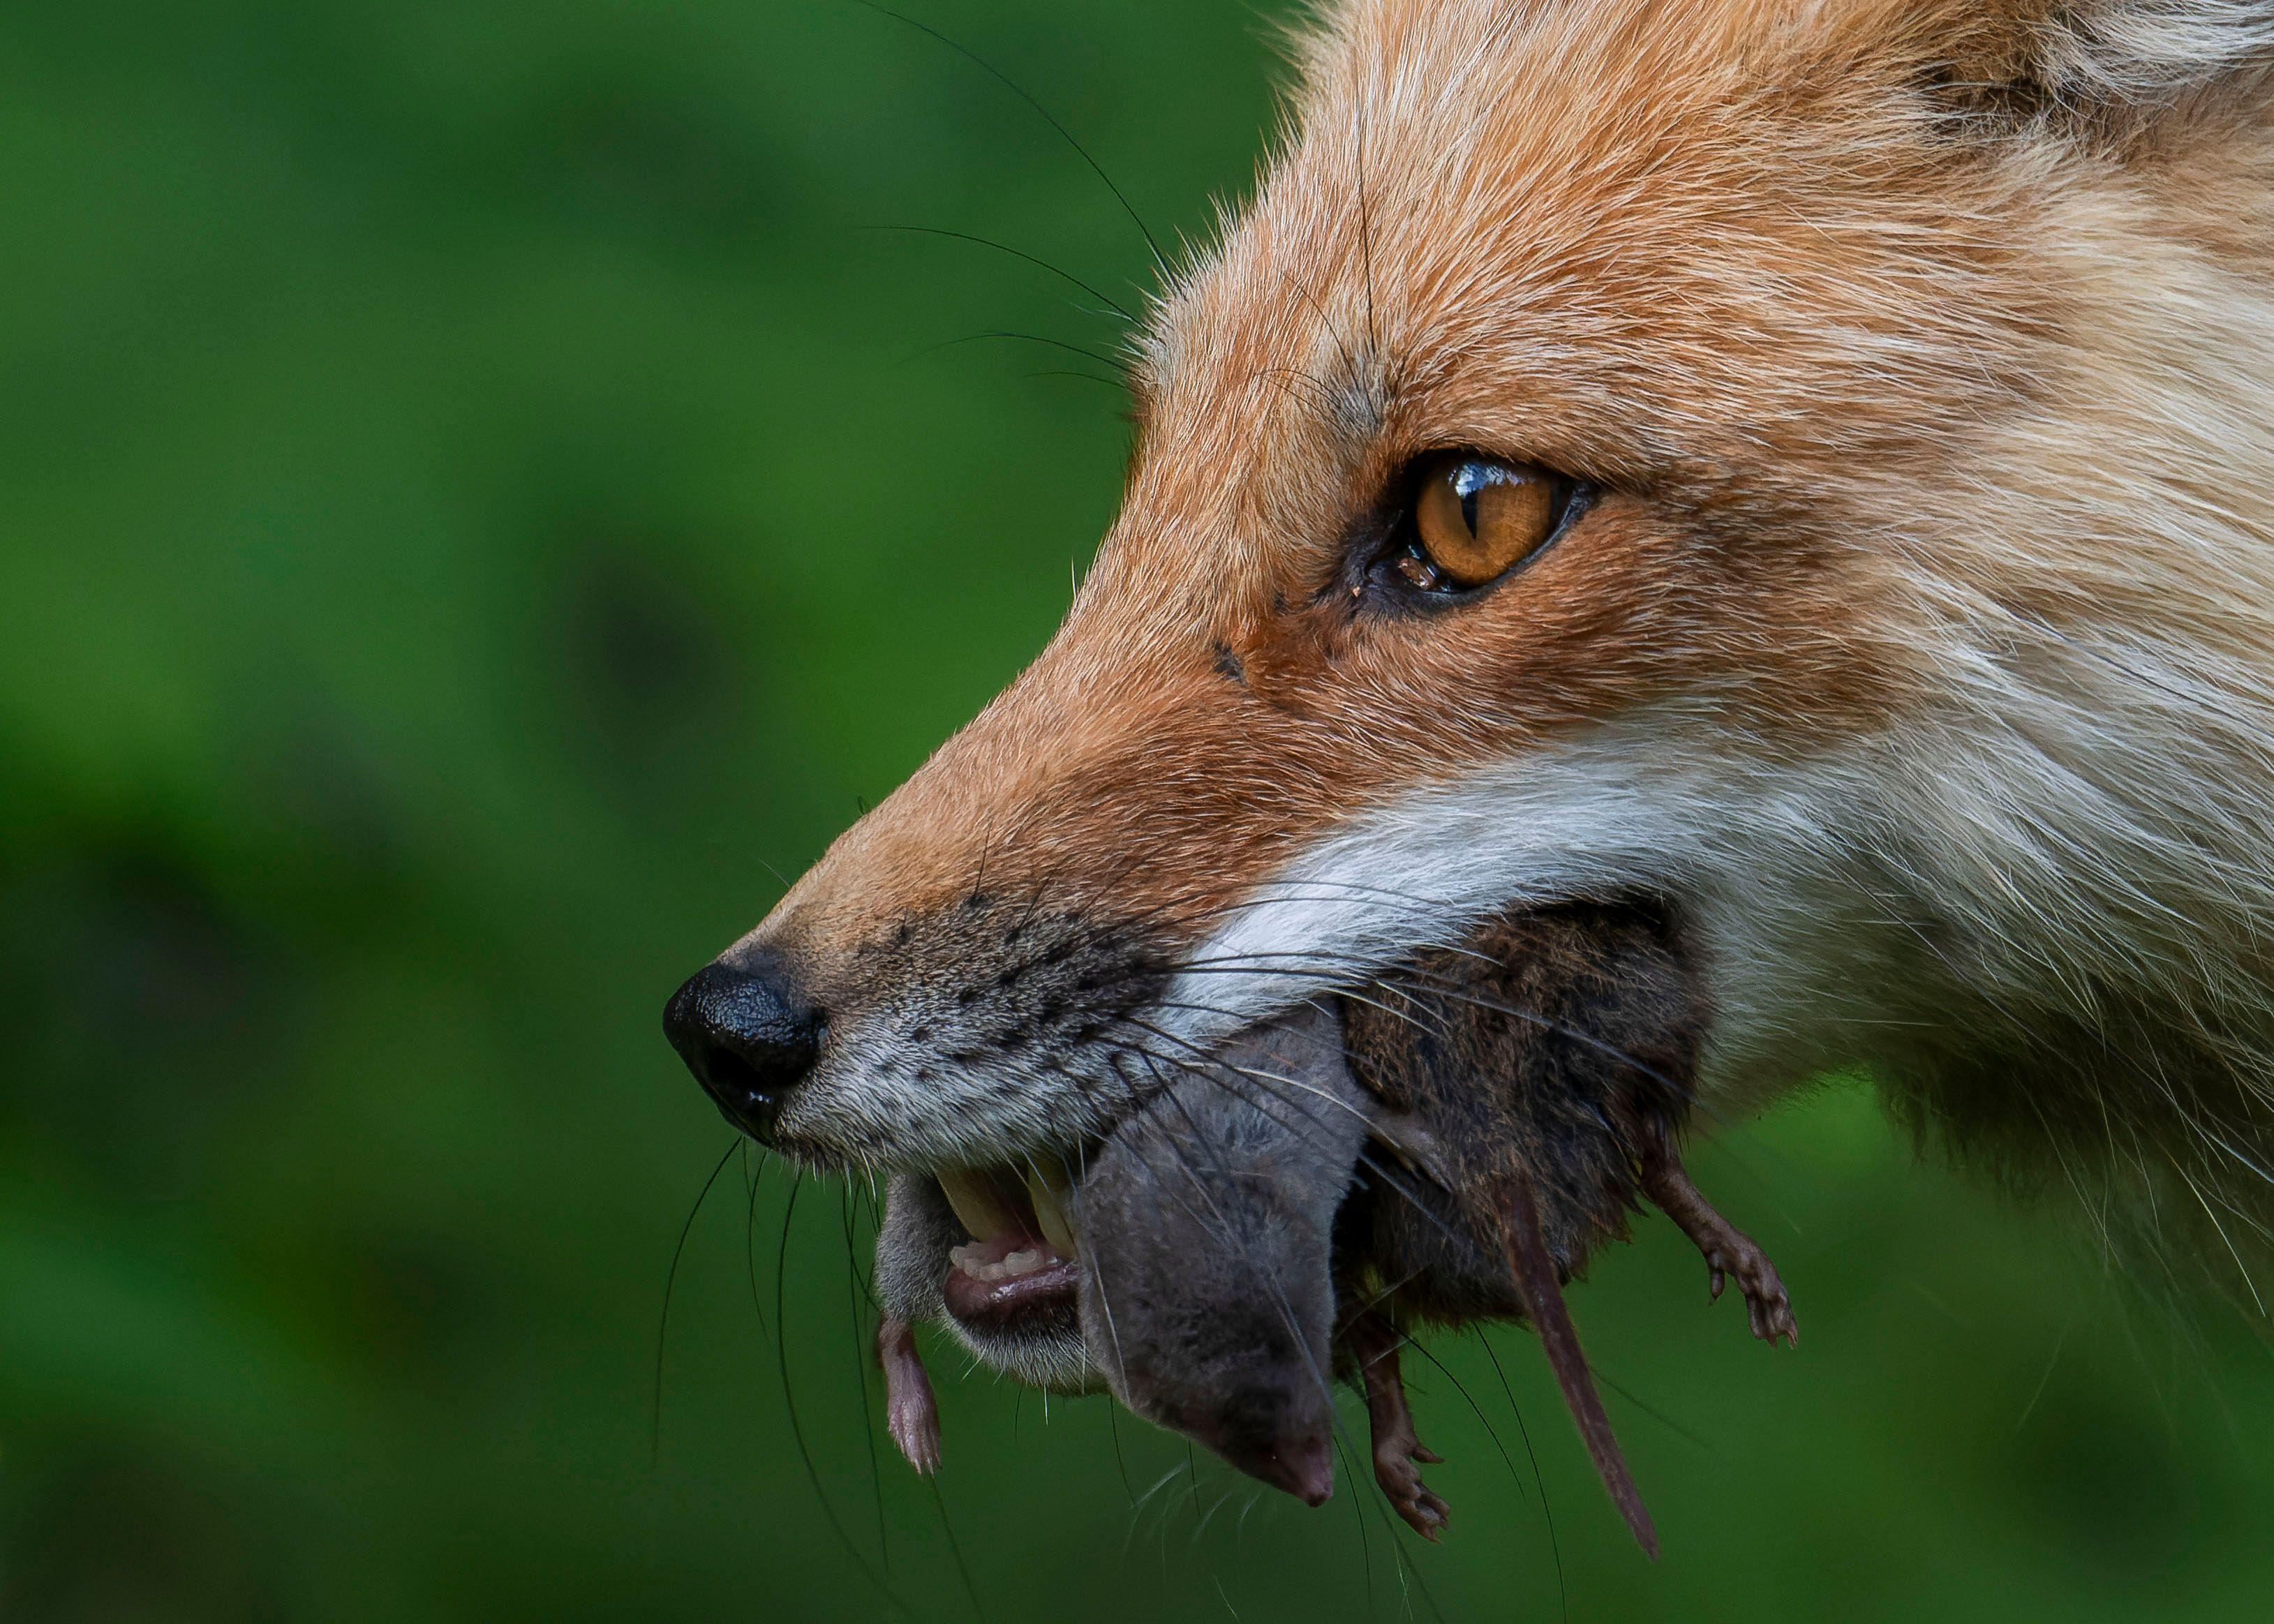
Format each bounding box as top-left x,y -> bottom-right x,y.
1073,1001 -> 1369,1503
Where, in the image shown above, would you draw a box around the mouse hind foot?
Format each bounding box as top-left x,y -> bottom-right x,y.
1347,1314 -> 1451,1540
1637,1126 -> 1798,1348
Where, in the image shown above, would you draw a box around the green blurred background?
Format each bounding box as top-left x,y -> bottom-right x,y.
6,3 -> 2273,1619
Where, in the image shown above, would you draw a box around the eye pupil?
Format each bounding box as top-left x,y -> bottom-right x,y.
1401,453 -> 1566,593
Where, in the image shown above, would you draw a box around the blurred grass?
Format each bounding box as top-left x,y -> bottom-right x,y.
3,3 -> 2273,1620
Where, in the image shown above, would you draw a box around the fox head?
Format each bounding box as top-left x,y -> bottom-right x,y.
667,0 -> 2274,1386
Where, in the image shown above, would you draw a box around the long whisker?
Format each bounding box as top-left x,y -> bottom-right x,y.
865,224 -> 1136,321
1478,1332 -> 1569,1624
651,1140 -> 740,1463
1099,1027 -> 1482,1265
1161,956 -> 1731,1131
842,1190 -> 890,1567
1391,1324 -> 1530,1503
913,329 -> 1133,376
856,1 -> 1166,270
925,1470 -> 990,1624
742,1142 -> 773,1344
772,1174 -> 914,1614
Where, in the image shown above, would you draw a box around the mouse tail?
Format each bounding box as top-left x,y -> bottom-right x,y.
1502,1166 -> 1660,1559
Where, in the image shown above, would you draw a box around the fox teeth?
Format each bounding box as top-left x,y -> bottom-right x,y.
937,1167 -> 1018,1240
949,1243 -> 1055,1283
1023,1161 -> 1079,1257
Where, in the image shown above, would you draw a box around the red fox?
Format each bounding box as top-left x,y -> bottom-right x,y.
664,0 -> 2274,1519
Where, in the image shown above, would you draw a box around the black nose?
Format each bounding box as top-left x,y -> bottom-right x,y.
662,957 -> 824,1142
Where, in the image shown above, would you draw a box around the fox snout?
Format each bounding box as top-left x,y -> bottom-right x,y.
664,872 -> 1185,1170
655,604 -> 1399,1172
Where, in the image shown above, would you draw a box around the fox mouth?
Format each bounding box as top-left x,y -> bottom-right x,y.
932,1161 -> 1084,1337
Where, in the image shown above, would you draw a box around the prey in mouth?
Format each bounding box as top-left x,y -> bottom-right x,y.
860,904 -> 1796,1553
867,1157 -> 1084,1479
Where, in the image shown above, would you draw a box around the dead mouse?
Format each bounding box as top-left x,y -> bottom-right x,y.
1072,1002 -> 1370,1504
1340,900 -> 1795,1553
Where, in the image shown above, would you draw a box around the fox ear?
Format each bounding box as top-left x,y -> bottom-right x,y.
1936,0 -> 2273,137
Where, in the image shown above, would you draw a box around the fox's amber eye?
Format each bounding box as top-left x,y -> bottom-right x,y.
1395,455 -> 1561,592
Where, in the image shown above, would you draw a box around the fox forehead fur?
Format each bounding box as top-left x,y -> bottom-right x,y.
750,0 -> 2274,1264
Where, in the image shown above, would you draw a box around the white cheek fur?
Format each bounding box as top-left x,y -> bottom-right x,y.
1155,715 -> 1881,1109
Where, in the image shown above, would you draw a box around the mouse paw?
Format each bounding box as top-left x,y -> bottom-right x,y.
886,1385 -> 942,1475
1348,1314 -> 1453,1539
1702,1235 -> 1798,1348
1374,1445 -> 1452,1541
1640,1131 -> 1799,1350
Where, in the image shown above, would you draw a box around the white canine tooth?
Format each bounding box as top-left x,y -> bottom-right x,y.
937,1167 -> 1019,1241
1023,1163 -> 1079,1258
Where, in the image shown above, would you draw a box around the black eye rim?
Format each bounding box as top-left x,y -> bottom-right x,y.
1359,452 -> 1595,607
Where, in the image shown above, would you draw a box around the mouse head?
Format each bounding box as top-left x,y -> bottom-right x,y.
1073,1006 -> 1362,1504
